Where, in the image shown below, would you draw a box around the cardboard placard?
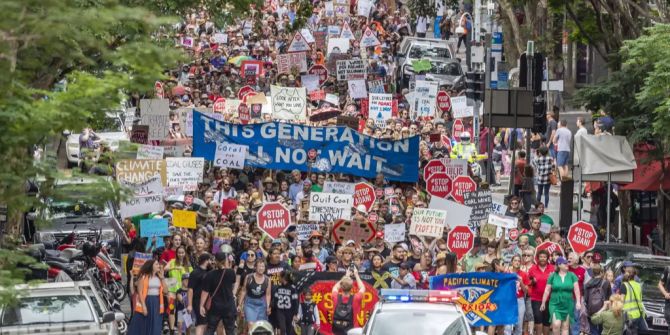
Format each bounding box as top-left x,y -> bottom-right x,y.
116,159 -> 167,186
172,209 -> 197,229
384,223 -> 406,243
336,59 -> 367,81
277,52 -> 308,74
463,189 -> 492,230
308,192 -> 354,221
140,99 -> 170,141
410,208 -> 447,238
271,85 -> 307,121
323,181 -> 355,194
214,142 -> 248,169
130,125 -> 149,144
120,194 -> 165,219
137,145 -> 164,160
165,157 -> 205,192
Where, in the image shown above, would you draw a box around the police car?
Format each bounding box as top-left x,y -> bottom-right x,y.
348,289 -> 486,335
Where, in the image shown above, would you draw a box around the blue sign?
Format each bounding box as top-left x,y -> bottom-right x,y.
430,272 -> 518,326
192,112 -> 420,182
140,218 -> 169,248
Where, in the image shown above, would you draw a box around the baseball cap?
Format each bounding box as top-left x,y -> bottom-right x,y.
356,204 -> 367,213
622,261 -> 637,268
345,240 -> 356,246
555,257 -> 568,265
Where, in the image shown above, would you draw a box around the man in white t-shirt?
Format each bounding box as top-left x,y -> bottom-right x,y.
575,116 -> 588,137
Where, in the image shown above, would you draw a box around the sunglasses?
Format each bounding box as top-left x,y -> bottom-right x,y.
250,243 -> 258,246
523,254 -> 533,257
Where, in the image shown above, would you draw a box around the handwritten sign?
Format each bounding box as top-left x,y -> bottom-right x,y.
309,192 -> 354,221
271,85 -> 307,121
368,93 -> 393,128
410,208 -> 447,238
120,194 -> 165,218
116,159 -> 167,186
165,157 -> 205,191
323,181 -> 355,194
137,145 -> 164,160
140,99 -> 170,141
297,223 -> 320,241
277,52 -> 308,74
336,59 -> 366,81
384,223 -> 406,243
463,190 -> 492,230
214,142 -> 248,169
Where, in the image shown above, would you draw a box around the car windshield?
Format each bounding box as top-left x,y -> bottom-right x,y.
409,45 -> 451,59
48,200 -> 110,219
1,295 -> 95,326
637,264 -> 665,288
368,310 -> 466,335
430,61 -> 461,76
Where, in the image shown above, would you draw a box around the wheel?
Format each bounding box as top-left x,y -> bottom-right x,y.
110,281 -> 127,302
117,318 -> 128,334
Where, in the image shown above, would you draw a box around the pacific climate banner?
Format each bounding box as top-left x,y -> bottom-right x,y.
192,112 -> 420,182
430,273 -> 518,326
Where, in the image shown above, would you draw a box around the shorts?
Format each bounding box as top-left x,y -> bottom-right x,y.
531,300 -> 551,326
557,151 -> 570,166
244,297 -> 268,322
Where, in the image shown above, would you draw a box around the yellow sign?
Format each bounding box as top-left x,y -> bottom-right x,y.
172,209 -> 196,229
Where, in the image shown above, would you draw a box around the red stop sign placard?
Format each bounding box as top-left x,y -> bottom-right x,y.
237,85 -> 255,100
451,175 -> 477,203
437,90 -> 451,112
568,221 -> 597,254
452,119 -> 464,142
213,97 -> 226,113
308,65 -> 329,85
508,228 -> 519,242
353,182 -> 376,213
426,172 -> 453,199
423,159 -> 446,181
256,202 -> 291,239
535,241 -> 565,262
447,226 -> 474,260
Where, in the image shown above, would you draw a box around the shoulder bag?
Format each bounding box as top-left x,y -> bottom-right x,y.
204,270 -> 226,311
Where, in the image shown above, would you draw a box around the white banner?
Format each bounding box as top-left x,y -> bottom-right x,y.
384,223 -> 406,243
137,145 -> 164,160
487,213 -> 517,229
120,194 -> 165,219
166,157 -> 205,191
214,142 -> 248,169
308,192 -> 354,221
271,85 -> 307,121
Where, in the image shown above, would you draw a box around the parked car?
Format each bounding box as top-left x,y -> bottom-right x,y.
400,57 -> 465,91
593,242 -> 651,266
608,254 -> 670,335
396,38 -> 456,90
0,281 -> 125,334
29,177 -> 122,258
65,112 -> 129,168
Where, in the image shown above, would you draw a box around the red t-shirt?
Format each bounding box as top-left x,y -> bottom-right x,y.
514,159 -> 526,185
160,248 -> 176,264
528,264 -> 555,301
331,290 -> 364,328
515,269 -> 531,298
569,265 -> 586,297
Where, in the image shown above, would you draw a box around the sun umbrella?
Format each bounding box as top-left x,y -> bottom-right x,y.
172,85 -> 186,96
228,55 -> 253,66
309,107 -> 341,122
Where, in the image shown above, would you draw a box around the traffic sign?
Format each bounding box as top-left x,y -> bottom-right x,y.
308,65 -> 329,86
213,97 -> 226,113
256,202 -> 291,239
426,172 -> 453,199
451,175 -> 477,204
535,241 -> 564,262
567,221 -> 597,254
353,182 -> 376,213
423,159 -> 446,181
437,90 -> 451,112
452,119 -> 464,142
447,226 -> 474,260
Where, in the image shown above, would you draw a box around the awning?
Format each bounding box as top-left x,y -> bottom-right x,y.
620,144 -> 670,191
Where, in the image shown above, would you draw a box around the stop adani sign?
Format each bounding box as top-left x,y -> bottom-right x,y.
568,221 -> 597,254
353,182 -> 376,213
451,175 -> 477,203
426,172 -> 453,199
447,226 -> 474,260
257,202 -> 291,238
423,159 -> 446,181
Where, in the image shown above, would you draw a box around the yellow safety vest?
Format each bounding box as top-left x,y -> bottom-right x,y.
623,281 -> 644,320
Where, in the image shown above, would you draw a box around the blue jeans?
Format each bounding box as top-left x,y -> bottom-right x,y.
537,184 -> 550,207
434,16 -> 442,39
504,298 -> 525,335
589,322 -> 602,335
571,307 -> 580,335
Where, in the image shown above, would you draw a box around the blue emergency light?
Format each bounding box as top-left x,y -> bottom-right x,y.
380,289 -> 458,303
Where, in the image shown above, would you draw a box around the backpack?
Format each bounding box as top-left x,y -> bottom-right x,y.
332,294 -> 354,331
586,280 -> 607,316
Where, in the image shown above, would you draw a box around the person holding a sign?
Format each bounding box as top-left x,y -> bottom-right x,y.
129,260 -> 168,335
540,257 -> 582,335
331,267 -> 366,335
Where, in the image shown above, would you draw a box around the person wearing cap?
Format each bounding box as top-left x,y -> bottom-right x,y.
309,231 -> 329,264
373,231 -> 391,258
613,261 -> 640,293
540,256 -> 581,335
199,251 -> 238,335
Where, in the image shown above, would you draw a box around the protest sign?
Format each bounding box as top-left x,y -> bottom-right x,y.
491,202 -> 508,216
430,273 -> 519,326
308,90 -> 326,101
140,218 -> 169,248
324,93 -> 340,107
224,99 -> 241,116
120,194 -> 164,218
165,157 -> 205,191
487,213 -> 517,229
328,38 -> 350,55
368,79 -> 385,94
479,223 -> 500,241
340,22 -> 355,39
313,31 -> 327,50
130,125 -> 149,144
451,96 -> 474,118
308,65 -> 329,86
240,60 -> 265,78
257,202 -> 291,239
437,90 -> 451,112
137,145 -> 164,160
125,175 -> 163,196
410,208 -> 447,238
347,79 -> 368,99
451,175 -> 477,204
271,86 -> 307,121
301,74 -> 320,93
277,52 -> 308,73
368,93 -> 393,128
442,158 -> 468,179
336,59 -> 366,81
212,32 -> 227,44
357,0 -> 373,16
324,2 -> 334,17
296,223 -> 320,241
384,223 -> 405,243
308,192 -> 354,221
300,29 -> 315,43
331,219 -> 376,244
359,27 -> 381,47
287,31 -> 311,52
326,53 -> 351,73
413,80 -> 439,117
172,209 -> 197,229
214,142 -> 247,169
327,24 -> 340,36
463,189 -> 492,230
181,36 -> 193,48
154,81 -> 164,99
213,97 -> 226,113
116,159 -> 167,186
132,252 -> 152,275
429,196 -> 472,229
567,221 -> 597,254
333,0 -> 349,17
193,112 -> 420,182
323,181 -> 355,194
140,99 -> 170,141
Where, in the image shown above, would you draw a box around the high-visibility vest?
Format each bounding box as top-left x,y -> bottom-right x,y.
623,281 -> 643,320
134,275 -> 165,314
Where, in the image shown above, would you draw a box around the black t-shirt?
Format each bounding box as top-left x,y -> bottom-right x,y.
266,261 -> 290,286
661,266 -> 670,300
203,268 -> 237,312
383,260 -> 401,278
237,265 -> 255,288
272,284 -> 299,315
545,119 -> 557,142
188,267 -> 209,310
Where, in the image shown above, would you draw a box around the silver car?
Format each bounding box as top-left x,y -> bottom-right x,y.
0,281 -> 125,334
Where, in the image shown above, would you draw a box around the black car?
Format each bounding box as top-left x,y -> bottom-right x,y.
608,254 -> 670,335
593,242 -> 651,266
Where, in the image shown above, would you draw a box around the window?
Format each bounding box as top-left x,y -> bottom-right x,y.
1,295 -> 95,326
368,310 -> 465,335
